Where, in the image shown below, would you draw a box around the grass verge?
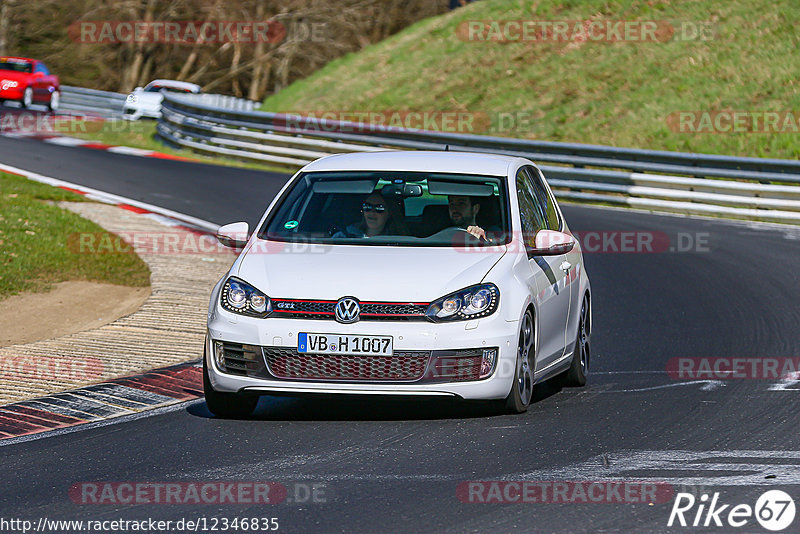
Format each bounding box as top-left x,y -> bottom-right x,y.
260,0 -> 800,160
0,172 -> 150,300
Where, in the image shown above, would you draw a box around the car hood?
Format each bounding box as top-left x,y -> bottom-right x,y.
131,91 -> 163,103
235,241 -> 507,302
0,71 -> 30,83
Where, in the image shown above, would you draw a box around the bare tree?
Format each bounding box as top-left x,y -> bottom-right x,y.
2,0 -> 449,97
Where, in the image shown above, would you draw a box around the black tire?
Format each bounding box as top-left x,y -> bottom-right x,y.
562,295 -> 590,387
504,310 -> 535,413
203,349 -> 258,418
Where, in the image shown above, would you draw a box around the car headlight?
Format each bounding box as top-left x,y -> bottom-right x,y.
426,283 -> 499,322
126,94 -> 136,103
220,277 -> 271,318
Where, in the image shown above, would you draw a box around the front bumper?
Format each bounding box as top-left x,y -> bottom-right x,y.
122,103 -> 160,120
206,312 -> 519,400
0,87 -> 24,100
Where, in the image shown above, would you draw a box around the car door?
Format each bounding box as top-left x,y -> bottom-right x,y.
39,62 -> 57,95
517,166 -> 573,371
32,62 -> 48,102
532,169 -> 583,353
528,166 -> 582,357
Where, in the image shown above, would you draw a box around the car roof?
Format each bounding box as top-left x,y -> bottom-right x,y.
144,79 -> 201,92
300,151 -> 530,176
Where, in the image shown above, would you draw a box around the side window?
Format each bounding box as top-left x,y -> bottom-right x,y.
515,169 -> 546,239
524,167 -> 560,231
39,63 -> 50,75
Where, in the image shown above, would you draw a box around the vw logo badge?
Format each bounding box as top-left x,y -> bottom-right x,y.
335,297 -> 360,324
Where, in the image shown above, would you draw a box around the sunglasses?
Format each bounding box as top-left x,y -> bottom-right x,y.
361,202 -> 386,213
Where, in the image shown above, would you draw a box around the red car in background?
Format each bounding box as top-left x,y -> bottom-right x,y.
0,57 -> 60,111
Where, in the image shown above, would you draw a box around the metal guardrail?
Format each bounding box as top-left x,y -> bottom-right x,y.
157,94 -> 800,224
60,86 -> 256,119
176,93 -> 257,112
60,86 -> 127,118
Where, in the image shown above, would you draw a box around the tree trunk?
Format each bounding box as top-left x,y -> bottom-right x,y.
230,41 -> 242,96
121,0 -> 157,92
0,0 -> 12,56
177,0 -> 220,81
247,0 -> 266,102
138,54 -> 154,87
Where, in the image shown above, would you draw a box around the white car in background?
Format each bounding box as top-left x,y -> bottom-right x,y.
122,79 -> 200,120
205,151 -> 592,417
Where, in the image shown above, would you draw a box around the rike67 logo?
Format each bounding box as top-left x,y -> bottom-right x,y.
668,490 -> 796,531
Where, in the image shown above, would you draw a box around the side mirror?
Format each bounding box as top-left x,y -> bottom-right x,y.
216,222 -> 249,248
526,229 -> 575,256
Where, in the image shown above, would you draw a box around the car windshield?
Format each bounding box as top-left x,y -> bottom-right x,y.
259,171 -> 510,247
0,59 -> 32,73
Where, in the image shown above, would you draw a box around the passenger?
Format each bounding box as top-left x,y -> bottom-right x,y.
335,193 -> 407,238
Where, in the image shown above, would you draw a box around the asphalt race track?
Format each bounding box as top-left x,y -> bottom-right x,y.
1,136 -> 799,533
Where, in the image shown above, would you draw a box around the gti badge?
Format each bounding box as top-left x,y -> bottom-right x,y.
335,297 -> 360,324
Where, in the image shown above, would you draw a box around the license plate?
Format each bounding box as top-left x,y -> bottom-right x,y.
298,333 -> 393,356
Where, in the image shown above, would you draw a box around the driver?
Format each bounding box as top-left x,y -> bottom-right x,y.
448,195 -> 493,242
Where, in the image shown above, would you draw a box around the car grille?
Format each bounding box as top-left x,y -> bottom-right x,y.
270,299 -> 429,321
427,349 -> 485,382
217,342 -> 264,377
263,347 -> 431,382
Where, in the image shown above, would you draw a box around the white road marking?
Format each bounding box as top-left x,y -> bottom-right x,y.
510,450 -> 800,486
592,371 -> 669,375
107,146 -> 155,156
44,136 -> 89,147
769,372 -> 800,391
601,380 -> 726,392
143,212 -> 183,227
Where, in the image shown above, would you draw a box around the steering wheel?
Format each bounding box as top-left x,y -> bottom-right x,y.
429,226 -> 483,243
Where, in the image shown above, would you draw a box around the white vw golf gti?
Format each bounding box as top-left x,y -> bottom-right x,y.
205,151 -> 591,416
